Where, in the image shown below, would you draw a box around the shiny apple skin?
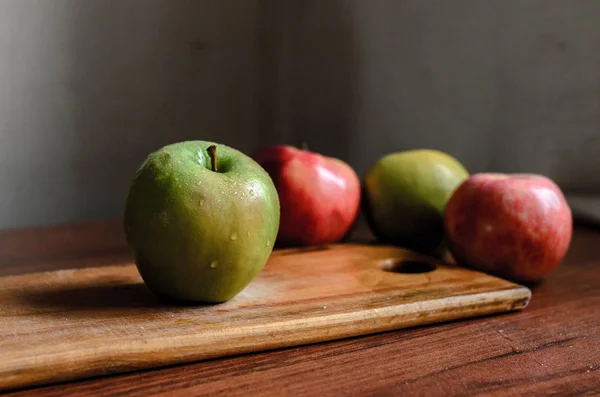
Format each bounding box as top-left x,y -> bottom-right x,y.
255,145 -> 361,247
445,173 -> 573,283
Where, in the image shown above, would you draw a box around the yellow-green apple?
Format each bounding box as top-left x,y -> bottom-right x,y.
124,141 -> 280,303
363,149 -> 469,256
254,144 -> 360,246
445,173 -> 572,283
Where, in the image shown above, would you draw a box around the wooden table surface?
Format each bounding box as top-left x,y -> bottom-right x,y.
1,220 -> 599,396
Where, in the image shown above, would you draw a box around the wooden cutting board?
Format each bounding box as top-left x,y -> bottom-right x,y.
0,243 -> 531,392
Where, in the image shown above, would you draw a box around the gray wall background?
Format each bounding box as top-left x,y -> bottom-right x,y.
0,0 -> 599,229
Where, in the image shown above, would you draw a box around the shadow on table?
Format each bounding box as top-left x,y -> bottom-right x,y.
15,281 -> 218,315
17,282 -> 162,311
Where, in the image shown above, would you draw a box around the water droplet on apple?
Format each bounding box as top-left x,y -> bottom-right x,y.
265,240 -> 270,247
233,191 -> 238,195
247,231 -> 251,237
249,189 -> 255,196
210,260 -> 218,268
199,199 -> 205,206
231,233 -> 238,240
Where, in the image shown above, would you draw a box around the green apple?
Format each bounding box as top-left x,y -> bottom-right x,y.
124,141 -> 280,303
363,149 -> 469,257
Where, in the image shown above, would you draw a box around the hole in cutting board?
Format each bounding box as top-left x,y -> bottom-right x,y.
378,259 -> 436,274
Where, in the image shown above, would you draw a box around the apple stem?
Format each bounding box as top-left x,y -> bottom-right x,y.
207,145 -> 218,172
299,141 -> 309,151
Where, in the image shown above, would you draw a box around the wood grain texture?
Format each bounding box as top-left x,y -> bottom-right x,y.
0,219 -> 129,277
2,221 -> 598,396
0,242 -> 530,392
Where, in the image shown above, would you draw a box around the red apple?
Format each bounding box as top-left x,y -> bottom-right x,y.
254,144 -> 361,246
444,173 -> 573,283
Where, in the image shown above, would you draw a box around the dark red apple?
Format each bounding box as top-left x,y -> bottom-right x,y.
444,173 -> 573,283
254,144 -> 361,246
